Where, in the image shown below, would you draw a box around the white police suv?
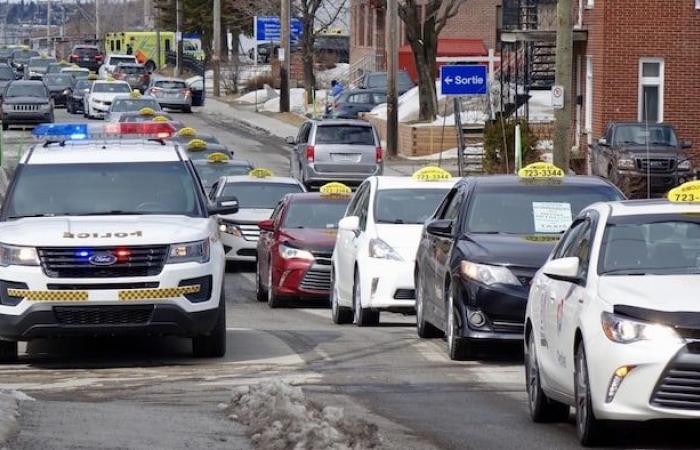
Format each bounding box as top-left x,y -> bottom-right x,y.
0,122 -> 239,361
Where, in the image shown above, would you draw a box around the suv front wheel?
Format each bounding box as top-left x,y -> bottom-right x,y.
192,292 -> 227,358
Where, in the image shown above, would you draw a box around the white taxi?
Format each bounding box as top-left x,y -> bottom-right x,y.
84,79 -> 132,119
525,181 -> 700,445
331,168 -> 457,326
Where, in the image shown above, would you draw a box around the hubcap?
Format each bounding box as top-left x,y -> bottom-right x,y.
447,289 -> 455,351
527,336 -> 539,409
576,350 -> 588,432
353,278 -> 360,324
267,264 -> 273,303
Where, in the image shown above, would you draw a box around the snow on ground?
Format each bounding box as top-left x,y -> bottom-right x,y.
316,64 -> 349,88
236,88 -> 278,105
0,390 -> 34,444
224,381 -> 379,450
519,90 -> 555,123
262,89 -> 328,115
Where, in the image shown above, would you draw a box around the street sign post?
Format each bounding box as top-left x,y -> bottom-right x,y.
439,65 -> 488,96
254,16 -> 303,42
551,85 -> 565,110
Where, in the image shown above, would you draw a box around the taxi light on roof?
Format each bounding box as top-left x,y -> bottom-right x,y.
178,127 -> 197,137
152,115 -> 169,123
249,168 -> 273,178
518,162 -> 565,178
87,73 -> 98,80
130,89 -> 142,98
32,122 -> 176,140
207,152 -> 230,163
319,182 -> 352,196
187,139 -> 208,151
668,180 -> 700,203
412,166 -> 452,181
139,107 -> 156,116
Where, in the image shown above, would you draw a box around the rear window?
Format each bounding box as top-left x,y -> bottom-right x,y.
314,125 -> 375,145
93,83 -> 131,94
110,56 -> 137,65
366,74 -> 386,88
75,47 -> 98,56
283,199 -> 351,229
111,98 -> 160,112
155,80 -> 187,89
118,65 -> 146,75
221,182 -> 304,209
193,163 -> 254,188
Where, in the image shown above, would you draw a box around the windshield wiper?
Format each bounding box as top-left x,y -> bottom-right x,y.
600,269 -> 649,276
75,211 -> 145,216
8,213 -> 59,219
377,219 -> 405,224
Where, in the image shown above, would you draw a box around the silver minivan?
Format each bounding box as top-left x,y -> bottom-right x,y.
287,119 -> 383,189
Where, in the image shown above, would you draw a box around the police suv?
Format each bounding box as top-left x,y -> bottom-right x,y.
0,122 -> 239,361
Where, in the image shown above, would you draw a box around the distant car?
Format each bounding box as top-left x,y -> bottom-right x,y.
98,54 -> 138,79
330,88 -> 387,119
1,80 -> 54,130
112,63 -> 150,92
193,157 -> 255,191
0,64 -> 15,98
186,76 -> 205,107
116,111 -> 185,130
0,48 -> 13,65
45,62 -> 71,75
43,73 -> 74,107
60,66 -> 91,79
68,45 -> 104,72
25,56 -> 56,80
66,77 -> 93,114
146,77 -> 193,113
84,79 -> 132,119
287,119 -> 383,189
105,95 -> 162,122
357,71 -> 415,95
10,49 -> 39,74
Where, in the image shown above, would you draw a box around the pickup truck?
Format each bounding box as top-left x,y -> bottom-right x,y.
590,122 -> 693,197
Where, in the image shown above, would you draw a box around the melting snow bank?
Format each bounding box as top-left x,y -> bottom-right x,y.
224,381 -> 380,450
0,390 -> 34,444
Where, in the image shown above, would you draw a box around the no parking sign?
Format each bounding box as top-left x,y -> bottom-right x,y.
551,85 -> 565,110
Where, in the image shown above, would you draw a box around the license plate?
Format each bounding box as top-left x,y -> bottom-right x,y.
83,57 -> 90,61
331,154 -> 359,162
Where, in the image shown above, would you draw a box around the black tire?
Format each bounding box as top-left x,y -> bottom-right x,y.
66,101 -> 73,114
416,269 -> 442,338
1,122 -> 7,131
192,293 -> 227,358
255,260 -> 267,302
526,332 -> 570,422
145,60 -> 156,73
331,267 -> 352,324
445,283 -> 474,360
0,340 -> 18,363
575,344 -> 608,446
267,264 -> 283,308
183,106 -> 192,113
353,271 -> 379,326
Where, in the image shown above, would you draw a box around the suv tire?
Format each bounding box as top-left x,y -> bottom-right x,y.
192,293 -> 227,358
0,341 -> 18,363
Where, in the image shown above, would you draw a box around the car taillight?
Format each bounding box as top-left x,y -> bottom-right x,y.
375,146 -> 383,163
306,145 -> 315,162
181,88 -> 191,97
70,54 -> 79,60
94,54 -> 103,61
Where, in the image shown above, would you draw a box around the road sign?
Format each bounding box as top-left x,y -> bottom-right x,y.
551,85 -> 565,109
439,65 -> 488,96
254,16 -> 303,42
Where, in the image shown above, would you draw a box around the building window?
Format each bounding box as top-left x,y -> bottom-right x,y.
638,58 -> 664,123
586,0 -> 594,7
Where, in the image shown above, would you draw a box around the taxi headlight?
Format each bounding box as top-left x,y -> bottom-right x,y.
368,238 -> 403,261
0,244 -> 39,267
218,220 -> 242,237
167,240 -> 210,264
617,158 -> 636,170
460,261 -> 520,286
601,312 -> 681,344
279,244 -> 314,261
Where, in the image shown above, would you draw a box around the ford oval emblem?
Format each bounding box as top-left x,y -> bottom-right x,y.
88,253 -> 117,266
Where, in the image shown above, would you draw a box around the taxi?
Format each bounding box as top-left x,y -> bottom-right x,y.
525,181 -> 700,445
256,183 -> 353,307
116,110 -> 184,129
193,153 -> 254,192
331,168 -> 457,326
181,137 -> 233,160
414,163 -> 624,360
210,169 -> 306,263
84,78 -> 132,119
169,127 -> 224,147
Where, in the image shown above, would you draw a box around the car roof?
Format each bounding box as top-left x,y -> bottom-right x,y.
374,176 -> 458,190
73,45 -> 98,49
221,175 -> 302,185
609,121 -> 675,127
153,77 -> 187,82
112,94 -> 158,101
310,118 -> 373,127
107,54 -> 136,58
23,142 -> 187,165
115,63 -> 143,67
285,192 -> 352,202
93,79 -> 130,85
606,199 -> 700,217
461,174 -> 616,188
29,56 -> 55,61
344,88 -> 386,95
193,159 -> 253,167
9,80 -> 45,86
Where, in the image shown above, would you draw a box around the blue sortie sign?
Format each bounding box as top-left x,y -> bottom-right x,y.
439,65 -> 488,96
255,16 -> 303,42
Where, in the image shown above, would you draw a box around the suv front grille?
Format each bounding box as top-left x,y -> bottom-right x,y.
637,158 -> 674,172
12,104 -> 40,111
239,224 -> 260,242
38,246 -> 168,278
54,305 -> 154,325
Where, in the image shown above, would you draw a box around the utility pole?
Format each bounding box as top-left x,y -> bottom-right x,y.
175,0 -> 182,77
279,0 -> 290,112
95,0 -> 101,45
553,0 -> 573,171
385,0 -> 398,156
213,0 -> 221,96
155,6 -> 161,69
46,0 -> 51,54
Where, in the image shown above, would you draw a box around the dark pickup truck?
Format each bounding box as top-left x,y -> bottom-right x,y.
590,122 -> 693,197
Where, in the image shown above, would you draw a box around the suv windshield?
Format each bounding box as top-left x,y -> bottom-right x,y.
109,56 -> 137,65
283,199 -> 350,229
599,215 -> 700,275
315,125 -> 375,145
111,98 -> 160,112
221,182 -> 304,209
375,189 -> 450,224
0,66 -> 13,80
44,75 -> 72,86
74,79 -> 92,91
6,83 -> 47,98
93,83 -> 131,94
466,184 -> 622,235
613,124 -> 678,147
6,162 -> 202,218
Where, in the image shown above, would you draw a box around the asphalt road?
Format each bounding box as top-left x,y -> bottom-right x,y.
2,106 -> 699,449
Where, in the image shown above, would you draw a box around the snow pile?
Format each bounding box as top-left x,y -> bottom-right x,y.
519,90 -> 555,123
316,64 -> 350,88
225,381 -> 379,450
0,390 -> 34,444
262,89 -> 328,114
236,88 -> 279,105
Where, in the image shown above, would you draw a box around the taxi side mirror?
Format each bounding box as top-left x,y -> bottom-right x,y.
682,140 -> 693,149
426,219 -> 453,238
542,257 -> 581,283
210,196 -> 239,215
338,216 -> 359,232
258,219 -> 275,232
285,136 -> 296,146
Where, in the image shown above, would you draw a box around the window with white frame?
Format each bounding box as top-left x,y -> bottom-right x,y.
638,59 -> 664,123
587,0 -> 594,7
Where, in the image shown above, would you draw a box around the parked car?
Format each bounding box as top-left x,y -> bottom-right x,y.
145,77 -> 193,113
105,94 -> 162,122
98,54 -> 138,79
60,66 -> 91,79
357,70 -> 415,95
45,62 -> 71,75
330,88 -> 387,119
68,45 -> 104,72
0,64 -> 15,98
25,56 -> 56,80
43,73 -> 74,107
10,49 -> 39,74
590,122 -> 693,198
1,80 -> 54,130
66,77 -> 94,114
287,119 -> 383,189
112,63 -> 150,92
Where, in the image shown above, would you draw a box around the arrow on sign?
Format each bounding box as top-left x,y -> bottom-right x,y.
444,76 -> 453,85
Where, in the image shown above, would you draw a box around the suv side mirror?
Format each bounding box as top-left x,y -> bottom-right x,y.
258,219 -> 275,232
285,136 -> 296,145
542,257 -> 581,283
682,140 -> 693,149
426,219 -> 453,237
209,196 -> 239,215
598,138 -> 609,147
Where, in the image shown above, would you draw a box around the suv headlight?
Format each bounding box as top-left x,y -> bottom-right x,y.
460,261 -> 520,286
368,238 -> 403,261
167,240 -> 210,264
0,244 -> 39,267
218,220 -> 242,237
279,243 -> 314,261
617,158 -> 635,170
678,160 -> 692,171
601,311 -> 681,344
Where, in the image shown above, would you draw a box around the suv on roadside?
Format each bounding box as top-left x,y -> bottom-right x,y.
112,63 -> 150,92
68,45 -> 104,72
590,122 -> 693,197
1,80 -> 54,130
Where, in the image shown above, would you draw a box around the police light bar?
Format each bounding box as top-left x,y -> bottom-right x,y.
32,122 -> 177,141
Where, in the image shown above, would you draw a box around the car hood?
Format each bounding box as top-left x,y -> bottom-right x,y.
279,228 -> 337,252
599,276 -> 700,312
375,224 -> 424,260
3,97 -> 49,104
457,233 -> 559,270
48,85 -> 71,91
219,208 -> 273,224
91,93 -> 124,102
0,216 -> 211,247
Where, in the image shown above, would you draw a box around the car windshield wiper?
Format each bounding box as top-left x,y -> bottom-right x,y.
377,219 -> 405,224
600,269 -> 649,276
75,211 -> 145,216
8,213 -> 60,219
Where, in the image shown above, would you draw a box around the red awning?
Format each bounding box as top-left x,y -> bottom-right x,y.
398,38 -> 488,57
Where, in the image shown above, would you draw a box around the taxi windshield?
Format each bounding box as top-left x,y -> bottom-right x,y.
221,182 -> 304,209
111,98 -> 160,112
466,184 -> 622,235
283,199 -> 351,229
599,215 -> 700,276
5,162 -> 203,218
194,163 -> 253,188
375,189 -> 450,224
93,83 -> 131,93
44,75 -> 72,86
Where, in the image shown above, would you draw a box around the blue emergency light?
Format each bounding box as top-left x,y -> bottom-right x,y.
32,122 -> 176,141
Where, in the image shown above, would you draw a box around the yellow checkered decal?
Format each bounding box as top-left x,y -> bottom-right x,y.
7,289 -> 89,302
118,285 -> 201,301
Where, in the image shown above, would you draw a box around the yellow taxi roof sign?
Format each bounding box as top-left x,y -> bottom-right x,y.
518,162 -> 565,178
249,168 -> 273,178
207,152 -> 230,163
87,73 -> 98,80
187,139 -> 208,152
412,166 -> 452,181
152,115 -> 169,122
668,180 -> 700,203
178,127 -> 197,137
130,89 -> 142,98
319,182 -> 352,196
138,107 -> 156,116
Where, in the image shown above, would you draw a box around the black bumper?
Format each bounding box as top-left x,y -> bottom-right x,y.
456,278 -> 527,341
69,98 -> 85,112
3,113 -> 52,125
0,303 -> 219,341
50,93 -> 67,106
